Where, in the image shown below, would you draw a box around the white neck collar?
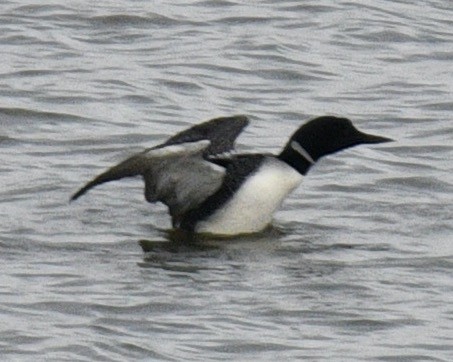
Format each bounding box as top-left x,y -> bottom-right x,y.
290,141 -> 315,165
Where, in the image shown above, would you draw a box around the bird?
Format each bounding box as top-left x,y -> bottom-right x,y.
71,115 -> 392,236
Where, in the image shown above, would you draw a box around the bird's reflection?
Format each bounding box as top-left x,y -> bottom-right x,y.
138,230 -> 212,254
139,225 -> 286,252
137,225 -> 287,271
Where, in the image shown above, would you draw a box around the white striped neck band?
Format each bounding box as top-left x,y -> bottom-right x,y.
290,141 -> 315,165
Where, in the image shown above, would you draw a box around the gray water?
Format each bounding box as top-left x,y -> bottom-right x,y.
1,1 -> 452,361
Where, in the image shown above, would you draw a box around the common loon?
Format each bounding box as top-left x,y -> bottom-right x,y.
71,115 -> 392,235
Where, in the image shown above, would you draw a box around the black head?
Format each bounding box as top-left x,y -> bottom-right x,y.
278,116 -> 392,174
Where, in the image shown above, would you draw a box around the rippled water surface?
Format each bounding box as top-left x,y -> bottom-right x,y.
1,1 -> 452,361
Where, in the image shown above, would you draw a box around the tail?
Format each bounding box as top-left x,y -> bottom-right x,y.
70,154 -> 144,202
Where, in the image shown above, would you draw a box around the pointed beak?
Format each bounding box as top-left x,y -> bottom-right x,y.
358,131 -> 393,144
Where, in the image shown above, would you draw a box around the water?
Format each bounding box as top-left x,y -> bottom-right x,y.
1,1 -> 452,360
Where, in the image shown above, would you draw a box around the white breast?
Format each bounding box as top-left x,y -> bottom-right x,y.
195,157 -> 303,235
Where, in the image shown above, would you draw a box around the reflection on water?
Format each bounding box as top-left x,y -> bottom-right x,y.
138,226 -> 286,271
139,224 -> 285,251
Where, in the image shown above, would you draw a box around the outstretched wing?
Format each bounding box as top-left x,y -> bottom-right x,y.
70,115 -> 250,221
71,140 -> 226,217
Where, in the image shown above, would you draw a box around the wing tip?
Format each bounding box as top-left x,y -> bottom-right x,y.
70,185 -> 90,202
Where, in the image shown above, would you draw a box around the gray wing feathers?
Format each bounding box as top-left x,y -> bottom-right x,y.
141,141 -> 225,216
71,141 -> 225,217
70,153 -> 145,201
71,115 -> 249,220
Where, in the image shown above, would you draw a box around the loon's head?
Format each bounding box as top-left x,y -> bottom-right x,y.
279,116 -> 392,174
